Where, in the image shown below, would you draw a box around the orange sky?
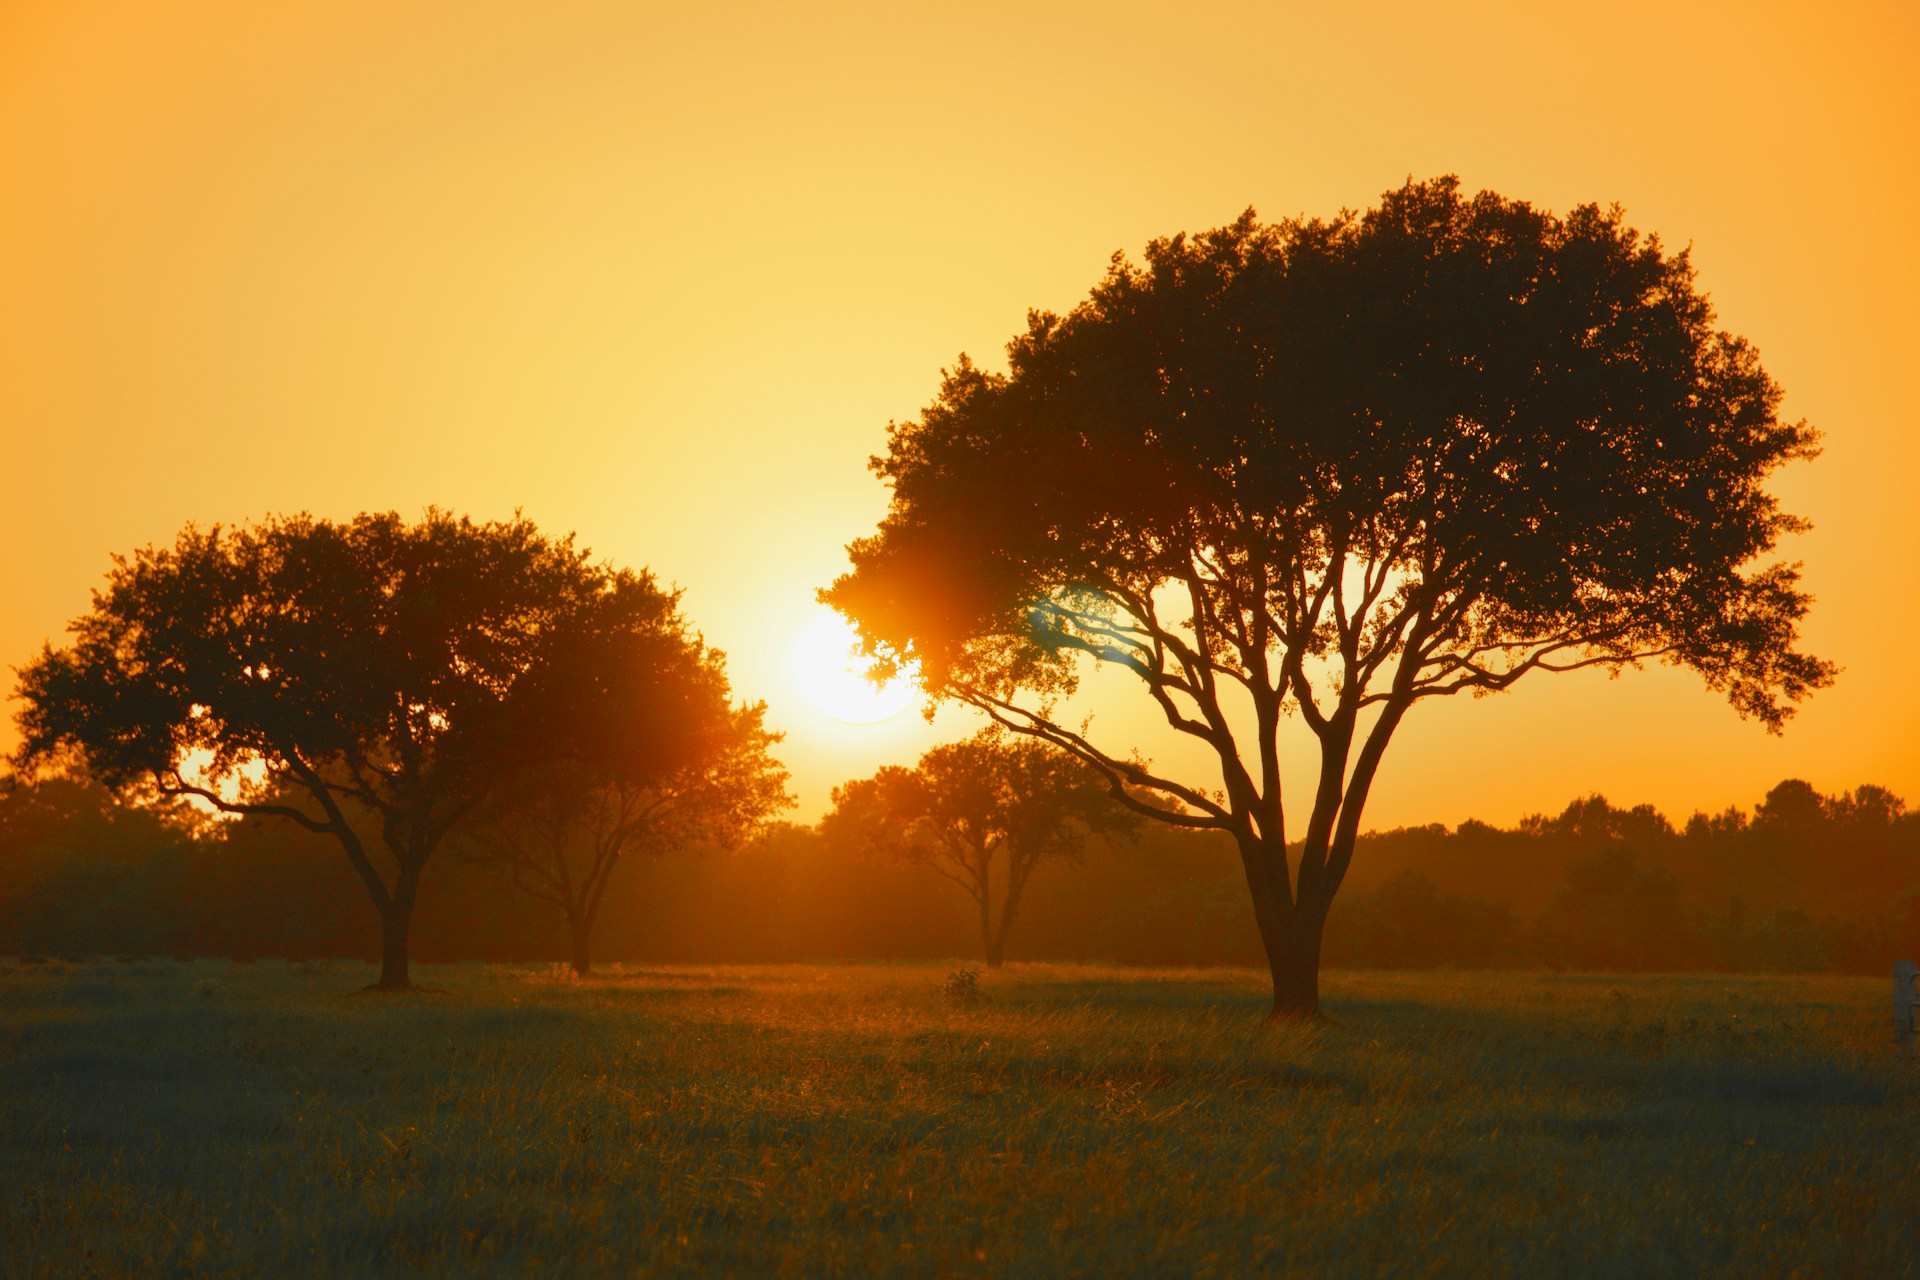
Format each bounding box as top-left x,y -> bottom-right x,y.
2,0 -> 1916,829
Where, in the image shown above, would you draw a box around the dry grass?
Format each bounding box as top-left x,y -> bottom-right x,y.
2,959 -> 1915,1277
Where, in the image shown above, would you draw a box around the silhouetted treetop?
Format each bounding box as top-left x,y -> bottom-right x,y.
822,730 -> 1136,966
834,176 -> 1831,729
473,572 -> 791,976
826,176 -> 1833,1019
1519,794 -> 1675,845
10,509 -> 701,989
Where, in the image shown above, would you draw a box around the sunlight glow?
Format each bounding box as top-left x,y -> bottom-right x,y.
790,608 -> 919,725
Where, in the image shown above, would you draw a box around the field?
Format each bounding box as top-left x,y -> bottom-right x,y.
3,960 -> 1916,1278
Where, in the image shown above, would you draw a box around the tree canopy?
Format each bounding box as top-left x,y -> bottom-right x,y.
822,730 -> 1136,966
470,575 -> 791,975
825,177 -> 1834,1017
10,509 -> 712,989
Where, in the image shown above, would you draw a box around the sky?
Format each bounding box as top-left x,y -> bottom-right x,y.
2,0 -> 1916,830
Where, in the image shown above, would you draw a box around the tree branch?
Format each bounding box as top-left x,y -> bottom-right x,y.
152,772 -> 335,833
952,686 -> 1233,828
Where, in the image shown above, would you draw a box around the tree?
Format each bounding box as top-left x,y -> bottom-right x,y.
1534,848 -> 1703,971
1753,777 -> 1843,831
1519,794 -> 1675,848
821,730 -> 1136,966
0,771 -> 207,958
10,510 -> 665,989
824,177 -> 1833,1019
466,576 -> 790,975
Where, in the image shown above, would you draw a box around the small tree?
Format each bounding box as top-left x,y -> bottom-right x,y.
467,576 -> 790,975
825,177 -> 1834,1018
10,510 -> 658,990
823,731 -> 1136,966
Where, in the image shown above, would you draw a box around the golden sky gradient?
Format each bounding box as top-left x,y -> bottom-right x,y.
3,1 -> 1916,828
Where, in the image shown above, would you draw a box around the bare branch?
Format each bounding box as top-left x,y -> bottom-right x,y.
153,772 -> 336,833
953,686 -> 1233,827
510,863 -> 571,912
1396,638 -> 1679,703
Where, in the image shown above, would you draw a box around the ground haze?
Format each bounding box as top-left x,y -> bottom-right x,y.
3,960 -> 1912,1277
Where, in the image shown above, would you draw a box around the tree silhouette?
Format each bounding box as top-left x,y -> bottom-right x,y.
822,731 -> 1135,966
467,576 -> 790,975
10,510 -> 656,989
1546,848 -> 1698,970
825,177 -> 1834,1019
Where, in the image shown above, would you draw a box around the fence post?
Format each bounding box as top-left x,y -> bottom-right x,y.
1898,961 -> 1918,1059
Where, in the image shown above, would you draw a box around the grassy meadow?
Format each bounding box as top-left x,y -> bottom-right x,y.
3,958 -> 1916,1278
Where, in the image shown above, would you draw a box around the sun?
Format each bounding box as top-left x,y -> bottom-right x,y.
790,607 -> 919,725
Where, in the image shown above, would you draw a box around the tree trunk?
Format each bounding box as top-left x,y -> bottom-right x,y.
984,925 -> 1005,968
373,863 -> 421,991
1267,904 -> 1326,1022
1239,838 -> 1326,1021
988,860 -> 1031,971
568,913 -> 594,977
975,851 -> 1002,967
978,894 -> 1003,968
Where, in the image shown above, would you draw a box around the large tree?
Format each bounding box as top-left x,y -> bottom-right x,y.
10,510 -> 680,989
822,731 -> 1135,966
467,577 -> 790,976
824,177 -> 1834,1019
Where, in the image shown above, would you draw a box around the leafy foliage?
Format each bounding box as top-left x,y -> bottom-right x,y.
827,177 -> 1833,1015
823,731 -> 1137,965
9,510 -> 711,987
468,574 -> 791,974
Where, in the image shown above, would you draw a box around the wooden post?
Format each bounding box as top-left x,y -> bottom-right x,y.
1897,961 -> 1918,1059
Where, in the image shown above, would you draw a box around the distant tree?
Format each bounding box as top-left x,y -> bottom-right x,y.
10,510 -> 659,990
466,577 -> 790,975
1733,778 -> 1913,921
822,731 -> 1137,966
0,772 -> 206,957
0,771 -> 196,859
1830,784 -> 1906,830
1683,806 -> 1751,840
825,177 -> 1833,1018
1323,869 -> 1524,969
1754,778 -> 1830,829
1535,849 -> 1703,971
1519,794 -> 1676,848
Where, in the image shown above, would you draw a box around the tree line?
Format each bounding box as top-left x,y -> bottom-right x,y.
2,772 -> 1911,974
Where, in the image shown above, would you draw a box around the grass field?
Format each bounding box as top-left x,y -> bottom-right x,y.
2,959 -> 1916,1278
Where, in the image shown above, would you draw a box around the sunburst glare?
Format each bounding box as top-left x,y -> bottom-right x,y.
790,607 -> 919,725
